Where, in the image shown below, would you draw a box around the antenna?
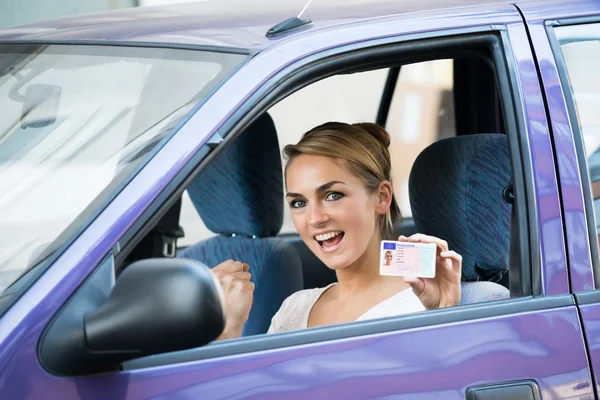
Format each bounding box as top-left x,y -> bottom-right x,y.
297,0 -> 313,18
266,0 -> 314,38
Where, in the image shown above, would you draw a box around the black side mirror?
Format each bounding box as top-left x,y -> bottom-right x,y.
40,257 -> 225,376
85,257 -> 225,355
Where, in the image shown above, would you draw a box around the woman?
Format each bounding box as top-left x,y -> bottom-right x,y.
214,122 -> 462,339
383,250 -> 393,266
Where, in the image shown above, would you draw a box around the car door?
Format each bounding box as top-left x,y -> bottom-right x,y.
116,8 -> 592,398
0,4 -> 593,400
520,0 -> 600,395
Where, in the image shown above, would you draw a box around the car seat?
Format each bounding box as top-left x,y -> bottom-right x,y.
180,113 -> 304,335
409,134 -> 511,304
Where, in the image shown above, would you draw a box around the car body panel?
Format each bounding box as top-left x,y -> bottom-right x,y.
87,307 -> 595,399
505,21 -> 570,296
577,297 -> 600,396
0,0 -> 527,50
519,0 -> 600,395
518,0 -> 599,293
517,0 -> 600,21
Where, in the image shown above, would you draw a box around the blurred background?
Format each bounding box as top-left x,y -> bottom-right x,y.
0,0 -> 197,29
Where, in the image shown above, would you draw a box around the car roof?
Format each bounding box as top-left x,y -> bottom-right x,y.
0,0 -> 524,51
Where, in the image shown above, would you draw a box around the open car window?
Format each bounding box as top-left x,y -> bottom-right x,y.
179,59 -> 456,245
174,48 -> 511,292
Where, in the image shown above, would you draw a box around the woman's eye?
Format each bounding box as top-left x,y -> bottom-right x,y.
290,199 -> 306,209
326,192 -> 344,201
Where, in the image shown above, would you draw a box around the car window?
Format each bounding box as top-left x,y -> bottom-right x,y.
179,59 -> 455,243
554,23 -> 600,264
0,44 -> 245,291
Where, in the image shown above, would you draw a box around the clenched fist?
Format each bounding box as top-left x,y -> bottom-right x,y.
212,260 -> 254,340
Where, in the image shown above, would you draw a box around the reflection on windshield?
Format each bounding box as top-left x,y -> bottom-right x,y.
0,44 -> 245,291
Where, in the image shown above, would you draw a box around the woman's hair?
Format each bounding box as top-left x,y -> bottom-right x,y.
283,122 -> 401,240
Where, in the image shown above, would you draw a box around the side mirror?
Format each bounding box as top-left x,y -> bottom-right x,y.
85,257 -> 225,355
40,257 -> 225,376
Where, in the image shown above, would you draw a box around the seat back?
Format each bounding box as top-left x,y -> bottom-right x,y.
180,113 -> 303,335
409,134 -> 511,304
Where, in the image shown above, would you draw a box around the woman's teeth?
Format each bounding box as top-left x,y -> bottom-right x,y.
315,231 -> 343,241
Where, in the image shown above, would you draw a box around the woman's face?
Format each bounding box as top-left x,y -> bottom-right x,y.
384,251 -> 393,265
285,154 -> 385,270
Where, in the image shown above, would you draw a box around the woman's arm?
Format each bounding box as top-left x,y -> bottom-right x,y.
211,260 -> 254,340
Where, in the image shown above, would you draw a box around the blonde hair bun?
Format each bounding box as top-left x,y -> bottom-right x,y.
354,122 -> 391,148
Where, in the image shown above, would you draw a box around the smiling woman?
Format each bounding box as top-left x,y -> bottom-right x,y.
204,121 -> 464,338
267,122 -> 463,331
188,121 -> 460,335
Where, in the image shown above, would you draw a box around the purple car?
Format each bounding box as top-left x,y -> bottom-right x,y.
0,0 -> 600,398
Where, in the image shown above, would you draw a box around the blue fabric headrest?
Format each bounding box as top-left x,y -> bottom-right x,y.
409,134 -> 511,280
187,113 -> 283,237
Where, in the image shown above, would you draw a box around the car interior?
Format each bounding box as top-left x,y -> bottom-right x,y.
119,43 -> 521,338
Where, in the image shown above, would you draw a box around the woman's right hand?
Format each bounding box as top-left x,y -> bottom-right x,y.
398,234 -> 461,310
212,260 -> 254,340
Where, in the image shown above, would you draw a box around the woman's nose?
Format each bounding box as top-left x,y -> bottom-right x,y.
308,204 -> 329,227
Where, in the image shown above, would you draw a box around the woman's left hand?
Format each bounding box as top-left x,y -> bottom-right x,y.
398,233 -> 462,310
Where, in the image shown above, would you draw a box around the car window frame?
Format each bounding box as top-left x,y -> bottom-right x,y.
546,16 -> 600,289
116,26 -> 549,370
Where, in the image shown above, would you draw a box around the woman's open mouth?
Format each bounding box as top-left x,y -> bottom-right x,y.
314,231 -> 345,252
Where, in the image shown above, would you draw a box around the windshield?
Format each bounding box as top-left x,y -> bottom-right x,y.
0,44 -> 245,291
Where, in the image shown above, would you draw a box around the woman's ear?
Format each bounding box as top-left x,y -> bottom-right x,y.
375,180 -> 393,215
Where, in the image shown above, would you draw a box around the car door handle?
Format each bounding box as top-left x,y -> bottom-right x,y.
466,380 -> 540,400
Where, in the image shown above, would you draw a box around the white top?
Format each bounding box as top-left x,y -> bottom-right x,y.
267,284 -> 426,333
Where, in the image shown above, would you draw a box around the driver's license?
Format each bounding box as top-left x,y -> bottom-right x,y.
379,240 -> 436,278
